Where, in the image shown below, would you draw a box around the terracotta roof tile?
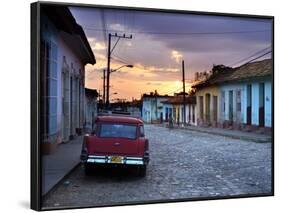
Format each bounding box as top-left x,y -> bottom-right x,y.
162,95 -> 196,105
192,59 -> 272,88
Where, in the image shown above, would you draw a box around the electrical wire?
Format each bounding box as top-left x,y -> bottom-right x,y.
83,27 -> 270,36
229,46 -> 271,67
242,51 -> 272,65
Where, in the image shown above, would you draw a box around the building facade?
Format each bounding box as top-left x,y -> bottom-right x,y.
219,60 -> 272,131
192,59 -> 272,132
194,86 -> 220,127
141,92 -> 170,123
162,95 -> 196,126
40,6 -> 96,154
84,88 -> 98,133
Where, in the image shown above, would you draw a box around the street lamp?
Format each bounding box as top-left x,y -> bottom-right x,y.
106,64 -> 133,109
110,64 -> 133,73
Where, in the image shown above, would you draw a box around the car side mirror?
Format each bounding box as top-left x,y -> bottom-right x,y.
91,130 -> 96,135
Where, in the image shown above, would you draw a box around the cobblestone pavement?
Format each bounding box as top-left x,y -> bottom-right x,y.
43,124 -> 272,209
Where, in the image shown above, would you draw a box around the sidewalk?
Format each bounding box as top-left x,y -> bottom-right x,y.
164,124 -> 272,143
42,136 -> 83,196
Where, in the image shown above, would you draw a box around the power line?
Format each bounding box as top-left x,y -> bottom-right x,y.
166,87 -> 182,95
105,33 -> 133,109
111,54 -> 132,65
83,27 -> 270,36
111,56 -> 129,65
229,46 -> 271,67
110,37 -> 121,54
242,50 -> 272,65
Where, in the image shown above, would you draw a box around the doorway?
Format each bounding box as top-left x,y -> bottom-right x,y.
62,67 -> 70,142
213,96 -> 218,123
246,85 -> 252,125
259,83 -> 265,127
229,91 -> 233,122
205,93 -> 211,122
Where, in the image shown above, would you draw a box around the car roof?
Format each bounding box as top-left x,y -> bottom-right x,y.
96,115 -> 144,125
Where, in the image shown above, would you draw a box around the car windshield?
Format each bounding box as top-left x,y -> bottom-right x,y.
99,124 -> 137,139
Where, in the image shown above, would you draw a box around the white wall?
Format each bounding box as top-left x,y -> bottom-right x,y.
185,104 -> 196,125
142,99 -> 152,122
57,35 -> 84,131
162,103 -> 173,121
220,84 -> 244,123
142,97 -> 169,122
41,13 -> 87,141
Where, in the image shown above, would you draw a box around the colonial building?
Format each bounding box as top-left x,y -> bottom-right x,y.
192,65 -> 232,127
219,59 -> 272,132
84,88 -> 99,133
141,91 -> 171,123
162,95 -> 196,126
40,6 -> 96,154
192,59 -> 272,132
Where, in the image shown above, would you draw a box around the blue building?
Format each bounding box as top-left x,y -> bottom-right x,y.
161,94 -> 196,126
141,92 -> 171,123
219,59 -> 272,132
193,59 -> 272,133
40,6 -> 96,154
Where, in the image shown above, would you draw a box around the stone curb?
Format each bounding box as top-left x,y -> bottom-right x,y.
155,124 -> 271,143
180,127 -> 271,143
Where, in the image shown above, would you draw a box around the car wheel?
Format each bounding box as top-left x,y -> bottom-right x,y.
138,165 -> 147,177
84,163 -> 92,175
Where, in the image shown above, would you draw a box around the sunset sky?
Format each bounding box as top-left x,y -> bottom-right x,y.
70,7 -> 272,101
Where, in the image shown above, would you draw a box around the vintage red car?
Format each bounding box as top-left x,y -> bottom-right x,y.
80,115 -> 149,176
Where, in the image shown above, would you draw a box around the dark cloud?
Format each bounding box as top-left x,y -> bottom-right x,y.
70,6 -> 272,82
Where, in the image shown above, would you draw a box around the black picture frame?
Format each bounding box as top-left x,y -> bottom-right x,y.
31,1 -> 274,211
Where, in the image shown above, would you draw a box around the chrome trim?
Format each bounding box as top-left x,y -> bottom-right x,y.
87,158 -> 107,163
125,160 -> 144,165
86,155 -> 144,165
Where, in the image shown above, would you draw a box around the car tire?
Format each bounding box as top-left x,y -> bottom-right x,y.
84,163 -> 92,175
138,165 -> 147,177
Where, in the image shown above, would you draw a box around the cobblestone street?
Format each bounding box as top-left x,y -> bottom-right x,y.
43,124 -> 272,209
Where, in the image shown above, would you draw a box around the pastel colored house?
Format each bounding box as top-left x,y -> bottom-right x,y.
192,74 -> 223,127
161,102 -> 173,122
192,59 -> 272,132
40,6 -> 96,154
219,59 -> 272,131
141,92 -> 171,123
162,95 -> 196,126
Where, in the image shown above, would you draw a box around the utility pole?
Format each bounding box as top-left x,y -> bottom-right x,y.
106,33 -> 111,110
103,69 -> 106,107
182,60 -> 186,126
106,33 -> 132,110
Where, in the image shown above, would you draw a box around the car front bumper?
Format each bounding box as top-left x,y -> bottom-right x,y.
82,155 -> 148,166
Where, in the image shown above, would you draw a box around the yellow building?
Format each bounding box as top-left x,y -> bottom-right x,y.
193,85 -> 220,127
